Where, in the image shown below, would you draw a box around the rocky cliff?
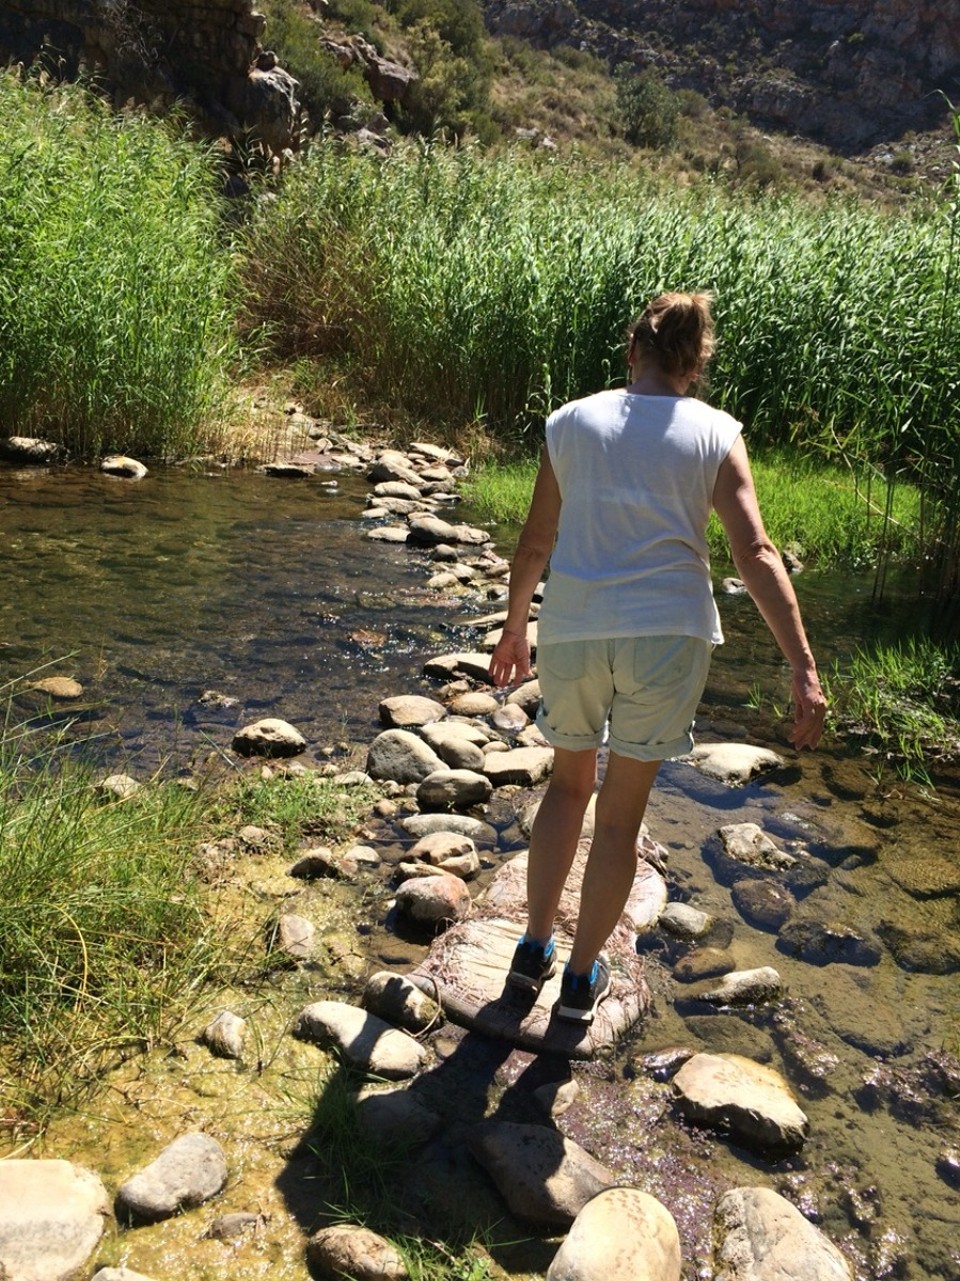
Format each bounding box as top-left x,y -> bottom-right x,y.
0,0 -> 299,152
480,0 -> 960,149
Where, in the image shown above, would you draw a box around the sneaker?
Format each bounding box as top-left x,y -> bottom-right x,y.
507,935 -> 556,995
556,956 -> 612,1024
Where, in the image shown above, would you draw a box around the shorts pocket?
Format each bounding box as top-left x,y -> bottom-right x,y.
538,639 -> 587,682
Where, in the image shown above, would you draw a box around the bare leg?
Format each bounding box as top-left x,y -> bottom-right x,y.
524,746 -> 597,943
567,751 -> 661,973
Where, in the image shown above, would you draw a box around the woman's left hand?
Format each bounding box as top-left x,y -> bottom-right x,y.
488,630 -> 533,688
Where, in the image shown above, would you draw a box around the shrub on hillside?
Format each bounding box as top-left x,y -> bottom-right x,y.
615,64 -> 679,149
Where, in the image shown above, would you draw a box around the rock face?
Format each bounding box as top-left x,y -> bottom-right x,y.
713,1186 -> 853,1280
0,1160 -> 109,1281
478,0 -> 959,150
0,0 -> 300,153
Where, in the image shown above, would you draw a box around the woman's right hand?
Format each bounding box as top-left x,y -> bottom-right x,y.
789,668 -> 827,750
488,630 -> 533,688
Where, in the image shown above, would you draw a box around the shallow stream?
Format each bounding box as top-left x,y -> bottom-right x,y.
1,458 -> 958,1279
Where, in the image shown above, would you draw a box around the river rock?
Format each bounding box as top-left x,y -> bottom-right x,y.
659,902 -> 714,939
203,1211 -> 263,1240
713,1186 -> 852,1280
876,918 -> 960,974
532,1077 -> 581,1118
685,744 -> 784,784
811,968 -> 910,1058
778,919 -> 881,966
295,1001 -> 427,1078
732,879 -> 796,931
546,1187 -> 682,1281
95,772 -> 141,801
232,718 -> 306,758
468,1121 -> 616,1229
447,691 -> 499,716
0,1159 -> 109,1281
115,1133 -> 228,1225
362,971 -> 443,1033
374,480 -> 422,500
506,678 -> 541,716
694,966 -> 784,1007
369,451 -> 422,486
423,651 -> 494,682
101,454 -> 148,479
884,849 -> 960,898
379,694 -> 446,729
491,702 -> 530,732
483,746 -> 554,787
201,1010 -> 246,1059
395,873 -> 472,927
307,1224 -> 408,1281
432,735 -> 487,770
416,768 -> 492,810
407,830 -> 478,865
408,514 -> 488,547
340,845 -> 382,874
682,1015 -> 775,1064
719,823 -> 796,872
0,435 -> 59,464
402,813 -> 498,844
270,913 -> 315,962
288,846 -> 341,879
260,461 -> 314,477
673,948 -> 736,983
30,676 -> 83,699
354,1085 -> 442,1147
673,1053 -> 808,1152
367,525 -> 410,543
366,729 -> 445,783
419,720 -> 492,750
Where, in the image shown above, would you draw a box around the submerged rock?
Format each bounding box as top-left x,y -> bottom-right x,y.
778,919 -> 881,967
673,1053 -> 808,1153
713,1186 -> 852,1280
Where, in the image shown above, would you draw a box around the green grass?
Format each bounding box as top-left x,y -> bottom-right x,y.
0,71 -> 237,459
460,448 -> 921,570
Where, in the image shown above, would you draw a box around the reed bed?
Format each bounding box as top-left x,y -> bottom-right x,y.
0,72 -> 237,459
241,139 -> 960,482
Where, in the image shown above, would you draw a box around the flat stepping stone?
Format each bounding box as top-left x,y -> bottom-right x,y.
409,842 -> 662,1058
0,1160 -> 109,1281
683,743 -> 784,784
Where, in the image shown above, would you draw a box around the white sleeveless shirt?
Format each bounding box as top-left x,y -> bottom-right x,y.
540,389 -> 742,646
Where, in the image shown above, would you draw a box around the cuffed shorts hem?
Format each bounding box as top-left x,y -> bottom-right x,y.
534,634 -> 712,763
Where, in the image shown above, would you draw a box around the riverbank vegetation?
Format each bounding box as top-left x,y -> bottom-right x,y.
0,682 -> 377,1135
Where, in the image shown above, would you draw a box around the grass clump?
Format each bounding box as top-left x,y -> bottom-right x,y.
0,718 -> 226,1127
0,70 -> 237,460
220,768 -> 379,852
822,637 -> 960,783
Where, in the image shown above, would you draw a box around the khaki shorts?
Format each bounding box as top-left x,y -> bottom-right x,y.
535,635 -> 713,761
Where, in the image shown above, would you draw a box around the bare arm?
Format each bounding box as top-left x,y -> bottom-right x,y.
488,449 -> 561,688
712,436 -> 826,749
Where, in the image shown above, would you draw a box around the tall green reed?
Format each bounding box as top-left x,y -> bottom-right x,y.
0,71 -> 237,459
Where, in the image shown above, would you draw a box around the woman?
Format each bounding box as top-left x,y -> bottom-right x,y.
488,291 -> 825,1025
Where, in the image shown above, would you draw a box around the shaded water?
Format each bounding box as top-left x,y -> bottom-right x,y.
2,459 -> 959,1279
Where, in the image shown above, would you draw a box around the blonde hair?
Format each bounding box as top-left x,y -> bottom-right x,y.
628,291 -> 716,380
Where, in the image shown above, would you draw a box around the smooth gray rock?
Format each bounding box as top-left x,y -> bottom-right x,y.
354,1085 -> 442,1147
115,1133 -> 227,1224
673,1053 -> 808,1153
407,830 -> 478,865
483,746 -> 554,787
363,971 -> 443,1033
695,966 -> 784,1007
506,678 -> 541,715
0,1160 -> 109,1281
416,767 -> 493,810
685,744 -> 784,784
402,813 -> 498,844
379,694 -> 446,729
431,736 -> 487,771
546,1187 -> 682,1281
270,913 -> 315,961
294,1000 -> 427,1078
422,651 -> 494,682
395,873 -> 472,927
418,719 -> 491,750
469,1121 -> 616,1229
659,902 -> 714,939
720,823 -> 796,872
447,691 -> 499,716
201,1010 -> 246,1059
366,729 -> 445,783
306,1224 -> 408,1281
713,1186 -> 853,1280
232,717 -> 306,758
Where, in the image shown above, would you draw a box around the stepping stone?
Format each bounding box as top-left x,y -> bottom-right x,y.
0,1160 -> 109,1281
408,840 -> 663,1058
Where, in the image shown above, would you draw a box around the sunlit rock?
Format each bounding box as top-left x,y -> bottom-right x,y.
546,1187 -> 681,1281
115,1133 -> 227,1224
713,1186 -> 852,1280
232,717 -> 306,758
673,1053 -> 808,1153
0,1160 -> 108,1281
307,1224 -> 408,1281
294,1000 -> 427,1078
